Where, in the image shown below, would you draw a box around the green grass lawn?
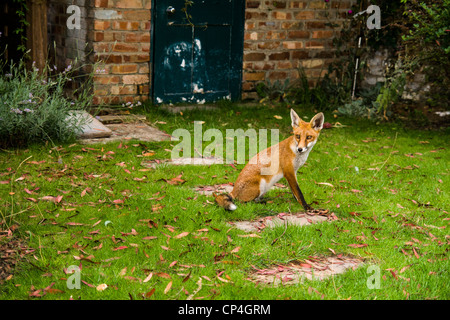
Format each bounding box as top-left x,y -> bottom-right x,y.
1,103 -> 449,300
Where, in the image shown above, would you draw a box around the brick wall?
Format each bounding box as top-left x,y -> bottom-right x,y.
48,0 -> 93,89
91,0 -> 151,105
242,0 -> 356,100
48,0 -> 356,105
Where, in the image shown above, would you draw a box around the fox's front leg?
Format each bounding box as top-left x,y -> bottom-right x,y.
284,171 -> 312,211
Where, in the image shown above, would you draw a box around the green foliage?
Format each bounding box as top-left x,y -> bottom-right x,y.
12,0 -> 29,55
256,69 -> 331,110
0,59 -> 93,148
1,105 -> 449,300
337,99 -> 380,119
401,0 -> 450,108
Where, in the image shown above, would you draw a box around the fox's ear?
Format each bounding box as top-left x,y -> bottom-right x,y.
310,112 -> 324,131
290,109 -> 301,128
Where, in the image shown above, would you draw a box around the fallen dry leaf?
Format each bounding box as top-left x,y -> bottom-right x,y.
164,281 -> 172,294
96,284 -> 108,292
174,232 -> 189,239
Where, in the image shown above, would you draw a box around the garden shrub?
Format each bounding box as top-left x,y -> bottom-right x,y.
0,59 -> 93,148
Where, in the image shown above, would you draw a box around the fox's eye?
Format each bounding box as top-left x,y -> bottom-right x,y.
295,135 -> 300,140
306,135 -> 313,140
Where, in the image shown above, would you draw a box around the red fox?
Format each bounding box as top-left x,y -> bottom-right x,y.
215,109 -> 324,211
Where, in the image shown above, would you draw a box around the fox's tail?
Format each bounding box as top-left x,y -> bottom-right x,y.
214,193 -> 237,211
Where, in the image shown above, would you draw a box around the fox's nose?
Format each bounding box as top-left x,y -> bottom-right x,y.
298,147 -> 307,153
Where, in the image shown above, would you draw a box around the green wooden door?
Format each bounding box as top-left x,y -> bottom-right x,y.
152,0 -> 245,104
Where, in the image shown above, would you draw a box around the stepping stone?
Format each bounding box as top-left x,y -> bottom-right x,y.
230,210 -> 336,232
96,114 -> 147,124
81,123 -> 171,144
193,182 -> 287,197
141,157 -> 224,169
67,110 -> 112,139
160,104 -> 218,114
249,255 -> 363,286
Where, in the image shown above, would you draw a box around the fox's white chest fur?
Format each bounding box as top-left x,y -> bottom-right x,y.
259,172 -> 284,197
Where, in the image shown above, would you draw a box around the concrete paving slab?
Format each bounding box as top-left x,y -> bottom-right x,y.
81,123 -> 171,144
141,157 -> 224,169
68,110 -> 112,139
230,210 -> 335,232
249,255 -> 363,286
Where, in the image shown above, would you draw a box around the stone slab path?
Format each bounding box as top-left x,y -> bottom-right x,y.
71,111 -> 171,144
230,210 -> 335,232
67,110 -> 112,139
249,255 -> 363,286
141,157 -> 224,169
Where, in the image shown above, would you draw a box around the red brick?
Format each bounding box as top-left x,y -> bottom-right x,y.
290,1 -> 306,9
94,75 -> 120,85
265,31 -> 286,40
111,64 -> 138,74
268,52 -> 290,60
272,11 -> 292,20
95,0 -> 108,8
244,52 -> 266,61
245,11 -> 268,20
94,32 -> 104,41
295,11 -> 315,20
312,31 -> 334,39
257,42 -> 281,50
282,41 -> 303,49
305,41 -> 325,49
123,74 -> 149,84
306,22 -> 327,29
116,0 -> 143,9
267,71 -> 289,80
288,31 -> 310,39
291,51 -> 310,59
112,43 -> 139,52
122,54 -> 150,63
122,10 -> 151,21
97,54 -> 123,64
94,21 -> 110,30
111,85 -> 137,95
243,72 -> 265,81
309,1 -> 327,9
113,21 -> 140,31
252,62 -> 275,71
246,1 -> 261,9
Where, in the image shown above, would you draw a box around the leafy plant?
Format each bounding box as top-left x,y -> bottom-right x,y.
12,0 -> 29,56
0,58 -> 93,148
401,0 -> 450,108
337,99 -> 380,120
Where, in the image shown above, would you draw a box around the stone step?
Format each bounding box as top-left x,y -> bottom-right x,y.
67,110 -> 112,139
96,114 -> 147,124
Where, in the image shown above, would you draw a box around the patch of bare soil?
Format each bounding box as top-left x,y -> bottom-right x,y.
249,255 -> 363,286
0,225 -> 34,284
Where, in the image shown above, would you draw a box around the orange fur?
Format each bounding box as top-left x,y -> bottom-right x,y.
216,109 -> 324,211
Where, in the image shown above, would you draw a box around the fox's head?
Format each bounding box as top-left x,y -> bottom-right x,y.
290,109 -> 324,154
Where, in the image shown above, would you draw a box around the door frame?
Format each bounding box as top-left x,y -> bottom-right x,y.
150,0 -> 245,104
